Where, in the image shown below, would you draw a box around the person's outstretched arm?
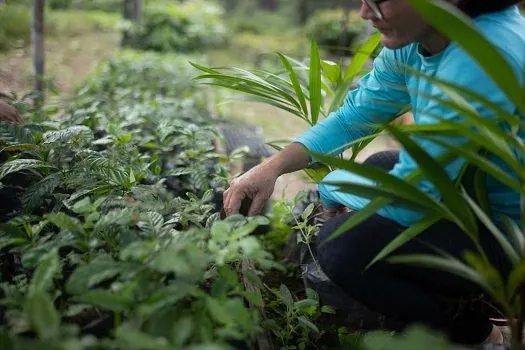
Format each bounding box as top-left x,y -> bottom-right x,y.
223,48 -> 411,216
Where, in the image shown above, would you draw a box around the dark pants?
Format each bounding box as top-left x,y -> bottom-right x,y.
317,150 -> 512,345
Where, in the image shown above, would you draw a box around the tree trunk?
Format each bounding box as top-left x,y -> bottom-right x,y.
122,0 -> 143,47
134,0 -> 143,24
32,0 -> 45,104
121,0 -> 134,47
298,0 -> 308,25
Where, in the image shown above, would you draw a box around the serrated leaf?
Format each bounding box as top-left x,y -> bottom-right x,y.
25,291 -> 60,341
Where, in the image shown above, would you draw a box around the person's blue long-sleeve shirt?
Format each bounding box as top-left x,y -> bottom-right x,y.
295,6 -> 525,228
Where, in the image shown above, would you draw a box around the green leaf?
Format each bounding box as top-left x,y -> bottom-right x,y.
66,256 -> 123,295
321,305 -> 336,314
429,138 -> 520,192
312,152 -> 446,214
25,291 -> 60,341
206,297 -> 234,325
309,39 -> 322,125
22,173 -> 61,211
388,254 -> 496,298
501,216 -> 524,260
388,126 -> 478,235
278,53 -> 309,115
407,0 -> 525,115
297,316 -> 319,334
301,203 -> 315,221
172,316 -> 193,347
506,262 -> 525,300
329,198 -> 391,240
138,212 -> 165,235
0,159 -> 53,181
1,143 -> 39,152
138,283 -> 197,318
321,60 -> 341,85
29,248 -> 60,294
366,216 -> 441,270
0,121 -> 35,145
294,299 -> 319,311
344,32 -> 381,81
116,324 -> 170,350
305,288 -> 318,301
76,289 -> 133,312
46,212 -> 85,234
238,290 -> 264,307
279,284 -> 294,308
463,191 -> 520,265
242,269 -> 263,289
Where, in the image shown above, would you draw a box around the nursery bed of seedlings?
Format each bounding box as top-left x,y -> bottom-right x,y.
0,52 -> 280,349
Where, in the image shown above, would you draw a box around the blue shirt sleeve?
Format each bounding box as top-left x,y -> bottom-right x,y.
294,48 -> 411,157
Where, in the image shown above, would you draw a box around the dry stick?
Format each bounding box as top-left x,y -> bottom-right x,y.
206,89 -> 275,350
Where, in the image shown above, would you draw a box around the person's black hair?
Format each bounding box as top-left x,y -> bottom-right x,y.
458,0 -> 523,17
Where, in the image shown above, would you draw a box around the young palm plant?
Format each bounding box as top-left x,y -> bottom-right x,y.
190,34 -> 394,182
312,0 -> 525,348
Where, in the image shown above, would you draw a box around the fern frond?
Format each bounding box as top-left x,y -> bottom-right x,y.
43,126 -> 94,147
0,122 -> 35,145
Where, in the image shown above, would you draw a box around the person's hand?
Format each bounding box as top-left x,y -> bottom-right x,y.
223,163 -> 279,217
0,101 -> 23,124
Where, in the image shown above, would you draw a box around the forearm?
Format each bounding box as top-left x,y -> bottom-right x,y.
261,142 -> 310,177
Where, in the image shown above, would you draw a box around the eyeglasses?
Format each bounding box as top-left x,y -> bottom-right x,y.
362,0 -> 389,20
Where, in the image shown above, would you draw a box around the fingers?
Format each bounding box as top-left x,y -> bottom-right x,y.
248,193 -> 268,217
223,186 -> 246,216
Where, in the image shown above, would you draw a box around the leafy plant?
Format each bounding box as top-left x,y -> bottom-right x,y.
132,0 -> 228,52
0,51 -> 279,349
263,284 -> 336,349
